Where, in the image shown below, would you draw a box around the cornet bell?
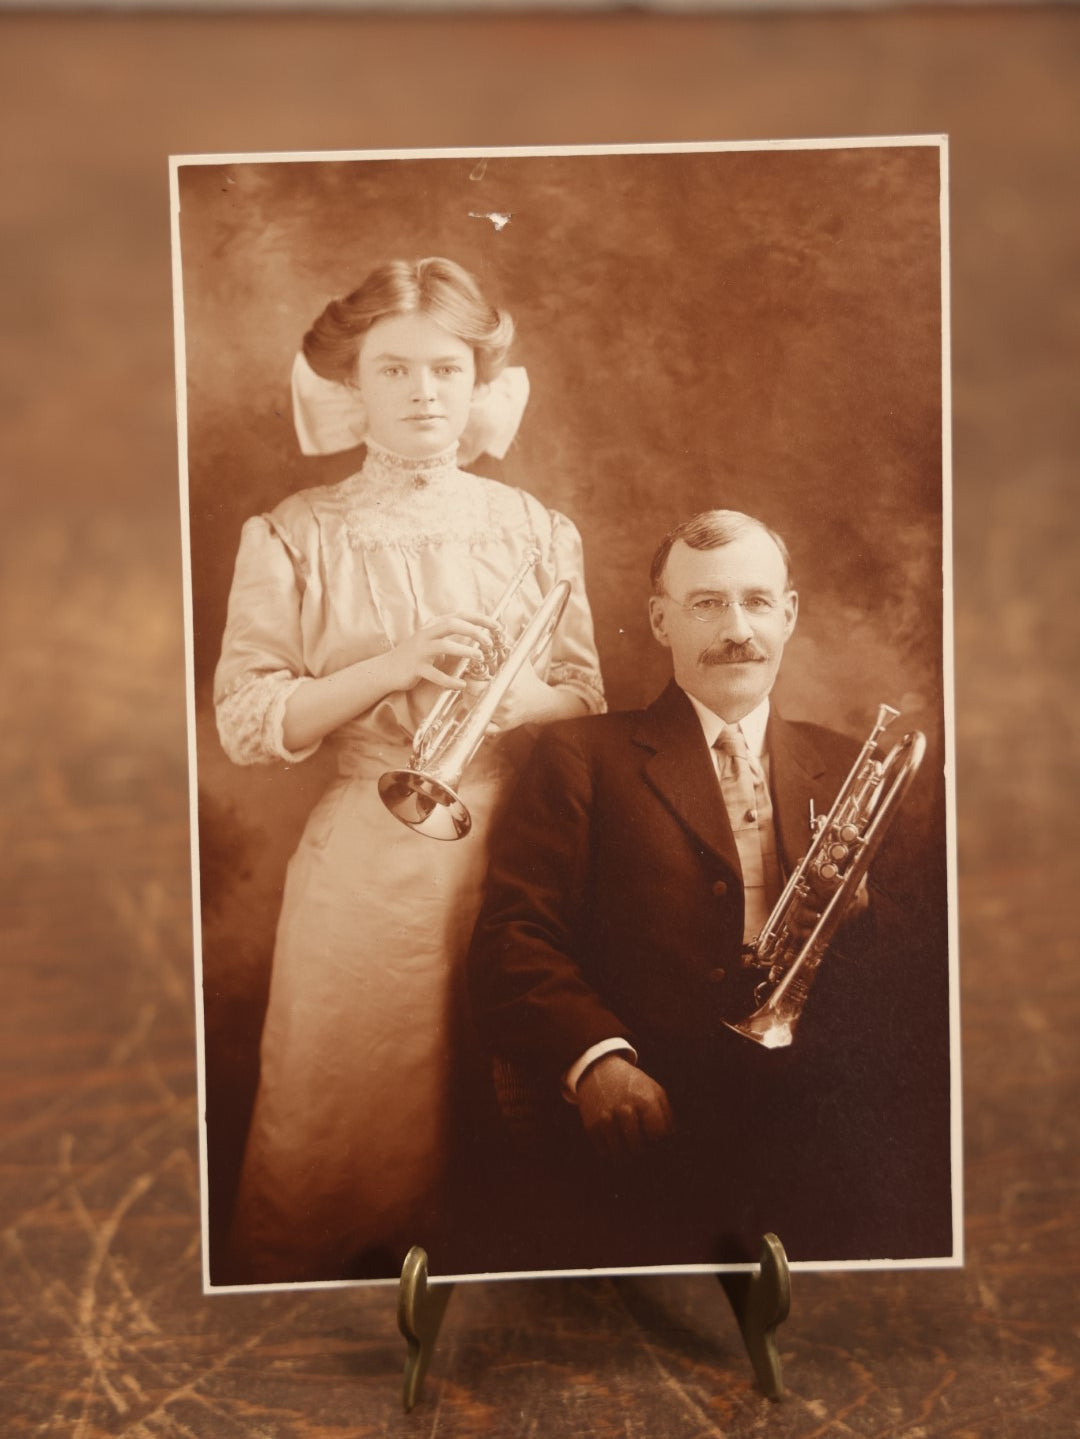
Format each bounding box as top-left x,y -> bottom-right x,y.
377,550 -> 572,842
377,769 -> 472,842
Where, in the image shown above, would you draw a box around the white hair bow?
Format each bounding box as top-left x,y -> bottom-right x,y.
290,352 -> 530,466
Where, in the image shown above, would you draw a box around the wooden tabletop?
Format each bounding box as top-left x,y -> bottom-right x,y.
2,7 -> 1078,1435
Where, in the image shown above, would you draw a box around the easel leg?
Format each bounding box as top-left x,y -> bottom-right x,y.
718,1232 -> 791,1401
397,1246 -> 454,1412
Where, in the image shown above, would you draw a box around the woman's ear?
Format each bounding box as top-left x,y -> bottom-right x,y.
470,379 -> 490,405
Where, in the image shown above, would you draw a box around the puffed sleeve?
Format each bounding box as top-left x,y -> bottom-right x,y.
541,509 -> 606,716
213,511 -> 320,767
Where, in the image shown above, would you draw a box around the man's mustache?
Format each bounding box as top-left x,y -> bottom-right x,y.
699,640 -> 768,666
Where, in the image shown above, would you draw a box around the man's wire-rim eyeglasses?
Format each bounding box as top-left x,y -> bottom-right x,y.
661,592 -> 783,623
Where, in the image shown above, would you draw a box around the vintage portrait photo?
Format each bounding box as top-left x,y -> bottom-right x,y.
171,139 -> 960,1291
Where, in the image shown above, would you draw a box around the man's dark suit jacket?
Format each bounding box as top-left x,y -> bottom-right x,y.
465,681 -> 953,1270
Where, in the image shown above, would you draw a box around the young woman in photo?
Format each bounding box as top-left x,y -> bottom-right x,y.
216,257 -> 604,1282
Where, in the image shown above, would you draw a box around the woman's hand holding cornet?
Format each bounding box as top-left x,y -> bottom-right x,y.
282,612 -> 498,753
482,660 -> 588,734
386,612 -> 499,692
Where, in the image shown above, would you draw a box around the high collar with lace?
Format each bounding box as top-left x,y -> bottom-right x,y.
360,437 -> 460,489
338,437 -> 494,551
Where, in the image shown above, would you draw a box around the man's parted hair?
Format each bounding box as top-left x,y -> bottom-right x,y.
649,510 -> 794,594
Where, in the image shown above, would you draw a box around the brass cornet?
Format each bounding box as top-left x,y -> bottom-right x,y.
378,549 -> 570,841
723,704 -> 927,1049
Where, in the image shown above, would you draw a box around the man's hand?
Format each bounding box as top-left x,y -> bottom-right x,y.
575,1054 -> 674,1160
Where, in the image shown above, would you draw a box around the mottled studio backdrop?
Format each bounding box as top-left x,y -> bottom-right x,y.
176,144 -> 946,1268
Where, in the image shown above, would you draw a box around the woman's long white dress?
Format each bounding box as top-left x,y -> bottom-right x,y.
214,440 -> 604,1282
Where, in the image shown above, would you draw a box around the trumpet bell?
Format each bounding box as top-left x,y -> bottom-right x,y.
724,1011 -> 795,1049
377,769 -> 472,842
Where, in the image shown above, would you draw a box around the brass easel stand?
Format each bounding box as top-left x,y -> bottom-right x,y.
398,1247 -> 455,1413
717,1232 -> 791,1401
397,1233 -> 791,1412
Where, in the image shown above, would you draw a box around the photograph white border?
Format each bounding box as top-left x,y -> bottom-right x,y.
170,135 -> 961,1293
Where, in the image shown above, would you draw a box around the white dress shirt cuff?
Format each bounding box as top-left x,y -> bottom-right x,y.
562,1038 -> 638,1102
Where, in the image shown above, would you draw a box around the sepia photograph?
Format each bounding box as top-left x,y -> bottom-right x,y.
171,138 -> 960,1291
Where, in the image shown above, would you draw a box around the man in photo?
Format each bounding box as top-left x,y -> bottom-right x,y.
466,508 -> 949,1272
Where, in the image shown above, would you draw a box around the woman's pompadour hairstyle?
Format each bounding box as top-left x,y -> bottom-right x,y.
302,257 -> 514,387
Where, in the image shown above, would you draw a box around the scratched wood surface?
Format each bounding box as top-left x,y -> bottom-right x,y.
2,8 -> 1077,1436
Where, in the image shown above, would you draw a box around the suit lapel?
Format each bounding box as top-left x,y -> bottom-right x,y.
634,682 -> 742,879
766,710 -> 828,871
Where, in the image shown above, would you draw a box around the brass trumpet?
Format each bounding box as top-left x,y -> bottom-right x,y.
723,704 -> 927,1049
378,549 -> 570,841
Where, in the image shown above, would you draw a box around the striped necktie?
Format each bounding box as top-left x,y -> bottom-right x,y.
714,725 -> 781,943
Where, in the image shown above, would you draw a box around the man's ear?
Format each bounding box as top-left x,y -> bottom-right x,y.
648,594 -> 672,649
783,589 -> 799,641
